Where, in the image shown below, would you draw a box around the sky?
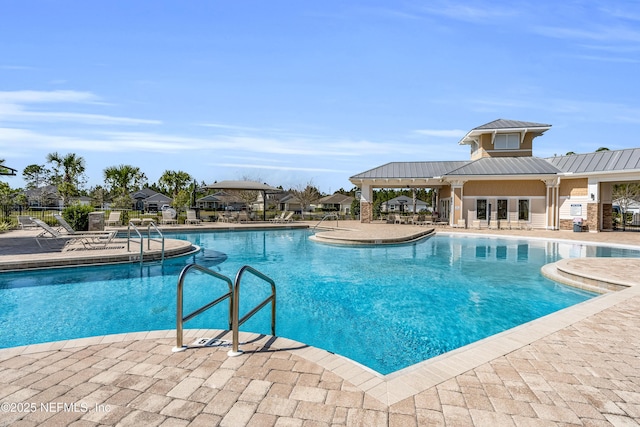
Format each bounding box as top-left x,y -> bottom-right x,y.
1,1 -> 640,195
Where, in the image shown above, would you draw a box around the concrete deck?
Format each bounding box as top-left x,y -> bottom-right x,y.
1,222 -> 639,426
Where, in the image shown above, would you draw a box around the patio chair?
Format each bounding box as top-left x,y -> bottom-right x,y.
452,219 -> 466,228
237,211 -> 250,223
32,218 -> 116,250
53,214 -> 109,235
105,211 -> 122,226
270,212 -> 286,223
279,212 -> 294,223
17,215 -> 38,229
185,210 -> 202,225
161,210 -> 178,225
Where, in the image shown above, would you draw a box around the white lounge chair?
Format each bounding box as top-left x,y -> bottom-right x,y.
279,212 -> 294,223
452,219 -> 466,228
161,210 -> 178,225
32,218 -> 116,250
105,211 -> 122,226
270,212 -> 286,223
185,210 -> 201,225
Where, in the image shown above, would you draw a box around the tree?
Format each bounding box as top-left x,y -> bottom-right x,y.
46,152 -> 87,206
612,183 -> 640,218
158,170 -> 192,197
89,185 -> 108,208
172,189 -> 191,212
596,147 -> 610,152
22,164 -> 50,189
290,181 -> 322,218
104,164 -> 147,198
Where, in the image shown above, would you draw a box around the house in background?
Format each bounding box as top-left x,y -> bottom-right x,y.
131,188 -> 173,212
318,193 -> 354,215
196,191 -> 245,211
380,195 -> 429,213
351,119 -> 640,231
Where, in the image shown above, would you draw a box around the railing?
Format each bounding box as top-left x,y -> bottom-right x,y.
146,221 -> 165,263
313,212 -> 339,230
127,222 -> 144,265
126,221 -> 165,265
172,263 -> 276,356
173,264 -> 234,352
228,265 -> 276,356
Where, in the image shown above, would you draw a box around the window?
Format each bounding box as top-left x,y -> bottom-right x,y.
518,199 -> 529,221
477,199 -> 487,220
497,199 -> 508,220
494,133 -> 520,150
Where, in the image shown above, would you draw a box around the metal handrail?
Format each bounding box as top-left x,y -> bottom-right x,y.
127,221 -> 144,264
228,265 -> 276,356
146,221 -> 165,263
173,263 -> 234,352
313,212 -> 339,230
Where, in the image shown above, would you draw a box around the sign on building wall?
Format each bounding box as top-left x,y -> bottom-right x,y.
570,204 -> 582,216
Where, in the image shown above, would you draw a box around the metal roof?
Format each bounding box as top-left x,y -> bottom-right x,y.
203,180 -> 281,192
459,119 -> 551,146
546,148 -> 640,173
446,157 -> 562,176
350,161 -> 469,180
473,119 -> 552,130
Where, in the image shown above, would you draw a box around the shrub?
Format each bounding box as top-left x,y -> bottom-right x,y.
62,204 -> 94,231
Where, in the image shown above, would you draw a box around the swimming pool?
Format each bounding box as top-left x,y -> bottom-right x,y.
1,230 -> 635,374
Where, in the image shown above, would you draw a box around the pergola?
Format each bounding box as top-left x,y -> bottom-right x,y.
203,180 -> 281,221
0,165 -> 17,176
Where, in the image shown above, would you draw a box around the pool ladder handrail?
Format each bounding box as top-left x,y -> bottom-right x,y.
146,221 -> 165,263
172,263 -> 276,356
127,221 -> 144,264
127,221 -> 165,264
173,263 -> 234,352
228,265 -> 276,357
313,212 -> 339,230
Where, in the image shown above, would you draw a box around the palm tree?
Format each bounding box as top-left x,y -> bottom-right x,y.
46,152 -> 87,206
158,170 -> 192,198
104,164 -> 147,197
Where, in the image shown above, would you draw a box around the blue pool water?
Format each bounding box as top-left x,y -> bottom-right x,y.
1,230 -> 635,374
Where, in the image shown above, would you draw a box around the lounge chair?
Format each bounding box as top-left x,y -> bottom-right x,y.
32,218 -> 116,250
279,212 -> 294,223
53,214 -> 109,235
270,212 -> 286,223
161,210 -> 178,225
499,220 -> 511,230
237,211 -> 250,223
17,215 -> 38,229
105,211 -> 122,226
185,210 -> 202,225
452,219 -> 466,228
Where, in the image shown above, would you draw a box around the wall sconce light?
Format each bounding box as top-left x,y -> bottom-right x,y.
590,193 -> 595,200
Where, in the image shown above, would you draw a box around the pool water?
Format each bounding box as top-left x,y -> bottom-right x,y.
1,230 -> 634,374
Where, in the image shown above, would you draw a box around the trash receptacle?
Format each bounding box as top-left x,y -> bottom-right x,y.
88,212 -> 105,231
573,218 -> 583,232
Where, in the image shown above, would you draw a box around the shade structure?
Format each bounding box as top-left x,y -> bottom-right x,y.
203,180 -> 281,220
203,180 -> 280,192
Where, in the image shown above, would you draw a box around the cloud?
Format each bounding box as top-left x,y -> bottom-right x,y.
0,90 -> 98,103
0,90 -> 161,126
213,163 -> 347,173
